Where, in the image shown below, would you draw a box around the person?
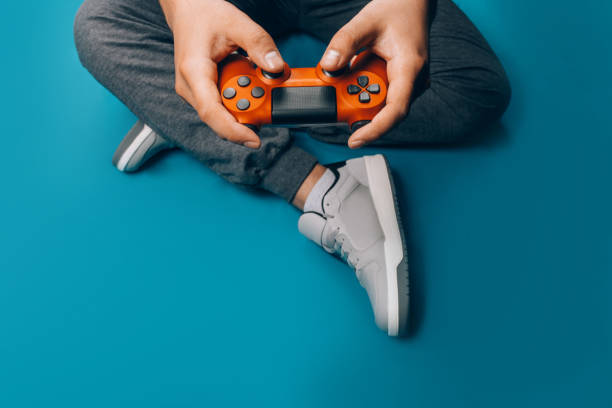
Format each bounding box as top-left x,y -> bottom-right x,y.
74,0 -> 510,336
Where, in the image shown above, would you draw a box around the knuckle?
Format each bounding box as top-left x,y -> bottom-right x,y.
197,105 -> 210,122
408,48 -> 428,67
175,84 -> 191,103
387,97 -> 409,118
415,53 -> 427,68
174,81 -> 183,95
177,58 -> 200,78
174,78 -> 188,94
393,100 -> 410,118
397,104 -> 409,117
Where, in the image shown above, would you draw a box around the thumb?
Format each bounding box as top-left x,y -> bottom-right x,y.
320,20 -> 373,71
234,23 -> 285,73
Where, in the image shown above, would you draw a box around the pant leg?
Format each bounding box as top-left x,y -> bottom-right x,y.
73,0 -> 317,202
299,0 -> 511,145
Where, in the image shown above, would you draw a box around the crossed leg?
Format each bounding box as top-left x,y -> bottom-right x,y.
74,0 -> 316,202
74,0 -> 510,201
74,0 -> 510,335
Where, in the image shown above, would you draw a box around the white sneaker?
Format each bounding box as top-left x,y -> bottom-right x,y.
112,120 -> 175,172
298,154 -> 409,336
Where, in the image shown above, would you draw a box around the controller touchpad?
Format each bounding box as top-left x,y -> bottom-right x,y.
271,86 -> 337,124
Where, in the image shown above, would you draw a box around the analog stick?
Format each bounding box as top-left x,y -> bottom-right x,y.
261,68 -> 284,79
322,66 -> 348,78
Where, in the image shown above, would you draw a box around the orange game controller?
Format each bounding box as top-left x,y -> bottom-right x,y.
217,51 -> 388,132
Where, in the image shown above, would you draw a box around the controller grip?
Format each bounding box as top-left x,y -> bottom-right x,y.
243,124 -> 259,133
351,120 -> 371,132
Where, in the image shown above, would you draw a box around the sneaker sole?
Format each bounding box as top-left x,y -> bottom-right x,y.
364,154 -> 409,336
112,121 -> 155,172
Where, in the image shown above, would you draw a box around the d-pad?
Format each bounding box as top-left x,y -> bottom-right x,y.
346,75 -> 381,104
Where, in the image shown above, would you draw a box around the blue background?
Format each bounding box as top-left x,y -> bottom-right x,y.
1,1 -> 610,406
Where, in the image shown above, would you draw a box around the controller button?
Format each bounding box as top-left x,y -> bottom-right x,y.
222,87 -> 237,99
237,76 -> 251,87
251,87 -> 265,98
261,69 -> 284,79
322,66 -> 347,77
359,91 -> 371,103
357,75 -> 369,87
236,98 -> 250,110
347,84 -> 361,95
367,84 -> 380,94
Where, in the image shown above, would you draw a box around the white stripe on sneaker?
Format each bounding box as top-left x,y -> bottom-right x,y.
115,124 -> 154,172
364,155 -> 403,336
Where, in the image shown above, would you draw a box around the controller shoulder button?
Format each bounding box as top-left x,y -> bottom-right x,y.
359,91 -> 371,103
347,84 -> 361,95
357,75 -> 369,87
223,87 -> 237,99
237,76 -> 251,87
251,86 -> 265,98
366,84 -> 380,94
236,98 -> 251,110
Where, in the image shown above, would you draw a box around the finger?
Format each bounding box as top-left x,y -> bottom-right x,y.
179,59 -> 260,147
348,99 -> 409,148
193,84 -> 260,147
320,17 -> 376,71
231,17 -> 284,73
348,56 -> 423,148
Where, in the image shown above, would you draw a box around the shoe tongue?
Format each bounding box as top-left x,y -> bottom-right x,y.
298,212 -> 327,246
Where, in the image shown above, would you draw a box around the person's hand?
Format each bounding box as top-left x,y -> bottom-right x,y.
319,0 -> 428,148
160,0 -> 285,148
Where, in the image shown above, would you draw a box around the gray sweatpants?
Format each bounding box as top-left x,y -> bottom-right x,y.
74,0 -> 510,201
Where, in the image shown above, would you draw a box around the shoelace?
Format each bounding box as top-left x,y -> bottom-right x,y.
330,228 -> 358,269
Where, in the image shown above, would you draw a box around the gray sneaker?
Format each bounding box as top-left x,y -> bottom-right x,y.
112,120 -> 175,172
298,154 -> 409,336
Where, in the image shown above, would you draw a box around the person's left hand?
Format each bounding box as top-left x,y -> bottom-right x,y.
319,0 -> 429,148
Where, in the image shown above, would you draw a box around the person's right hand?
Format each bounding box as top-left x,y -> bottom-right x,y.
160,0 -> 285,148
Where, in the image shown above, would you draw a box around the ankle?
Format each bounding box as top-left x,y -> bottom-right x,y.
292,164 -> 328,210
